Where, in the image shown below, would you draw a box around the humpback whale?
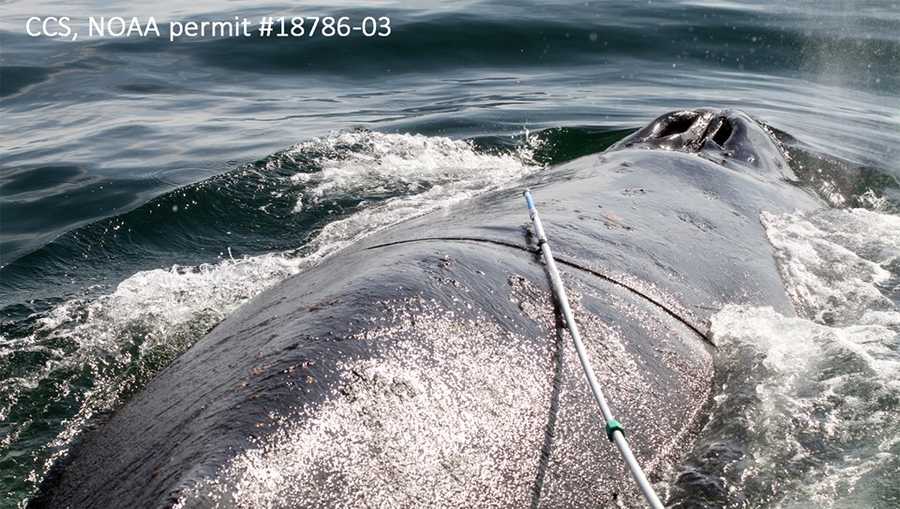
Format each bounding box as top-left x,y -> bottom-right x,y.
31,109 -> 821,508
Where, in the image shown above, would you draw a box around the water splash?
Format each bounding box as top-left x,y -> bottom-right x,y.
703,306 -> 899,508
761,208 -> 900,325
670,207 -> 900,508
284,130 -> 542,212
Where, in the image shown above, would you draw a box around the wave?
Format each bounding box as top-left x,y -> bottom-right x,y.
3,1 -> 897,93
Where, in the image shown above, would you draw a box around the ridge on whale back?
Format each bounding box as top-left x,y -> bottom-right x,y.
30,109 -> 821,508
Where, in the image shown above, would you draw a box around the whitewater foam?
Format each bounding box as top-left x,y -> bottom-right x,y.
761,208 -> 900,325
673,206 -> 900,507
285,131 -> 541,212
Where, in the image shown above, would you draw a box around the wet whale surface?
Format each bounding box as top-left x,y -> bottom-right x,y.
31,110 -> 822,507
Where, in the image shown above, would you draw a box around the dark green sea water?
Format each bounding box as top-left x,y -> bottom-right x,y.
1,1 -> 899,507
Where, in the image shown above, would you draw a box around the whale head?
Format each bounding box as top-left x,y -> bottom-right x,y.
611,108 -> 793,179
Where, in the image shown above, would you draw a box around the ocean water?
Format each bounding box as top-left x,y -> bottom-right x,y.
1,1 -> 899,507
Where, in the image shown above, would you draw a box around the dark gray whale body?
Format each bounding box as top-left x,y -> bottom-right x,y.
32,109 -> 821,508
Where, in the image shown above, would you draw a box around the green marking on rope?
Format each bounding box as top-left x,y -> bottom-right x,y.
605,419 -> 624,442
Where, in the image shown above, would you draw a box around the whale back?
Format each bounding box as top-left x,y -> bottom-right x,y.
31,112 -> 821,508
